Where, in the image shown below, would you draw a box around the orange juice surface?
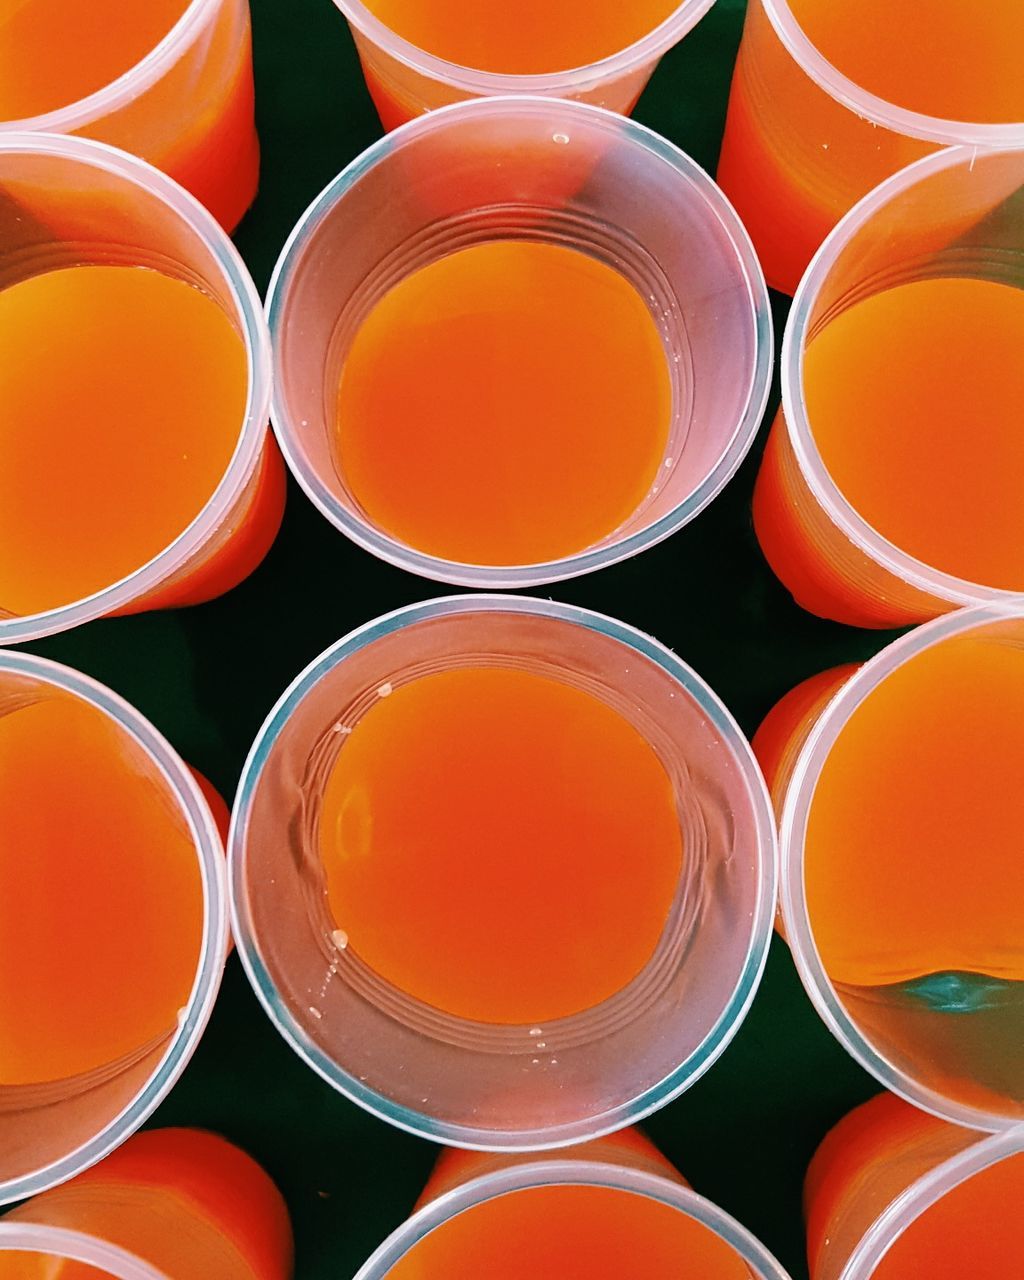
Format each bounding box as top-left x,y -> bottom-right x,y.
787,0 -> 1024,124
0,266 -> 247,617
362,0 -> 680,73
2,1129 -> 293,1280
335,240 -> 672,566
0,692 -> 203,1085
806,1095 -> 1024,1280
319,667 -> 683,1023
0,0 -> 189,120
805,635 -> 1024,989
388,1183 -> 751,1280
803,278 -> 1024,589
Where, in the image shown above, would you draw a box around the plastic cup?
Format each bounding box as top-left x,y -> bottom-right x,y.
805,1093 -> 1023,1280
717,0 -> 1024,294
0,652 -> 228,1207
230,595 -> 777,1151
267,97 -> 772,590
777,603 -> 1024,1133
330,0 -> 718,131
354,1128 -> 792,1279
752,145 -> 1024,629
0,0 -> 258,231
0,133 -> 284,647
0,1128 -> 293,1280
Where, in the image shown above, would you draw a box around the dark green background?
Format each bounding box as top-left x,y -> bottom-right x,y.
31,1 -> 906,1275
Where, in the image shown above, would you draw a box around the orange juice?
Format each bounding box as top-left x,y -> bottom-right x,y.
806,1094 -> 1024,1280
0,0 -> 258,230
0,690 -> 204,1086
335,240 -> 671,567
1,1128 -> 293,1280
717,1 -> 1023,293
0,265 -> 265,618
753,277 -> 1024,622
319,666 -> 683,1024
362,0 -> 679,73
800,635 -> 1024,1107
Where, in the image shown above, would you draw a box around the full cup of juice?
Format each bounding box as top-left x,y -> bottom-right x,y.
0,653 -> 228,1206
762,604 -> 1024,1133
0,0 -> 258,230
0,1128 -> 294,1280
331,0 -> 719,130
355,1128 -> 792,1279
717,0 -> 1024,293
805,1093 -> 1024,1280
230,595 -> 777,1149
0,134 -> 284,647
753,145 -> 1024,629
268,97 -> 772,588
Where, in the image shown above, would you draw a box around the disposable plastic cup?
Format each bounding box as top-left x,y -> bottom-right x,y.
0,0 -> 258,231
775,604 -> 1024,1133
0,133 -> 284,648
805,1093 -> 1023,1280
752,145 -> 1024,630
267,97 -> 772,590
354,1127 -> 793,1279
0,1128 -> 293,1280
717,0 -> 1024,294
229,595 -> 777,1151
331,0 -> 719,131
0,652 -> 228,1207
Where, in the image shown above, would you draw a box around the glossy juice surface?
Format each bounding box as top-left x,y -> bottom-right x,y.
319,666 -> 683,1024
335,240 -> 672,567
0,265 -> 248,617
0,692 -> 203,1086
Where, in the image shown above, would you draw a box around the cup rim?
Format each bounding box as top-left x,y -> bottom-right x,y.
781,143 -> 1024,611
760,0 -> 1024,147
0,1225 -> 167,1279
229,593 -> 778,1151
354,1161 -> 794,1279
266,95 -> 773,589
0,651 -> 228,1206
0,132 -> 272,647
332,0 -> 717,92
840,1126 -> 1023,1280
779,601 -> 1024,1134
0,0 -> 222,134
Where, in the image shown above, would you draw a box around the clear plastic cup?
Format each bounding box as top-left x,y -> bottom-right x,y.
0,652 -> 228,1207
752,145 -> 1024,629
717,0 -> 1024,294
0,133 -> 283,647
805,1093 -> 1023,1280
331,0 -> 719,131
267,96 -> 772,589
778,603 -> 1024,1133
0,0 -> 258,231
354,1128 -> 792,1279
230,595 -> 777,1151
0,1128 -> 293,1280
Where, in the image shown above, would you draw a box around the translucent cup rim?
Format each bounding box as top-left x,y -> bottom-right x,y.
354,1162 -> 794,1279
229,593 -> 778,1151
265,95 -> 773,589
0,650 -> 228,1206
0,131 -> 272,647
331,0 -> 717,93
781,142 -> 1024,611
840,1126 -> 1024,1280
761,0 -> 1024,147
0,0 -> 222,134
778,601 -> 1024,1134
0,1225 -> 167,1280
